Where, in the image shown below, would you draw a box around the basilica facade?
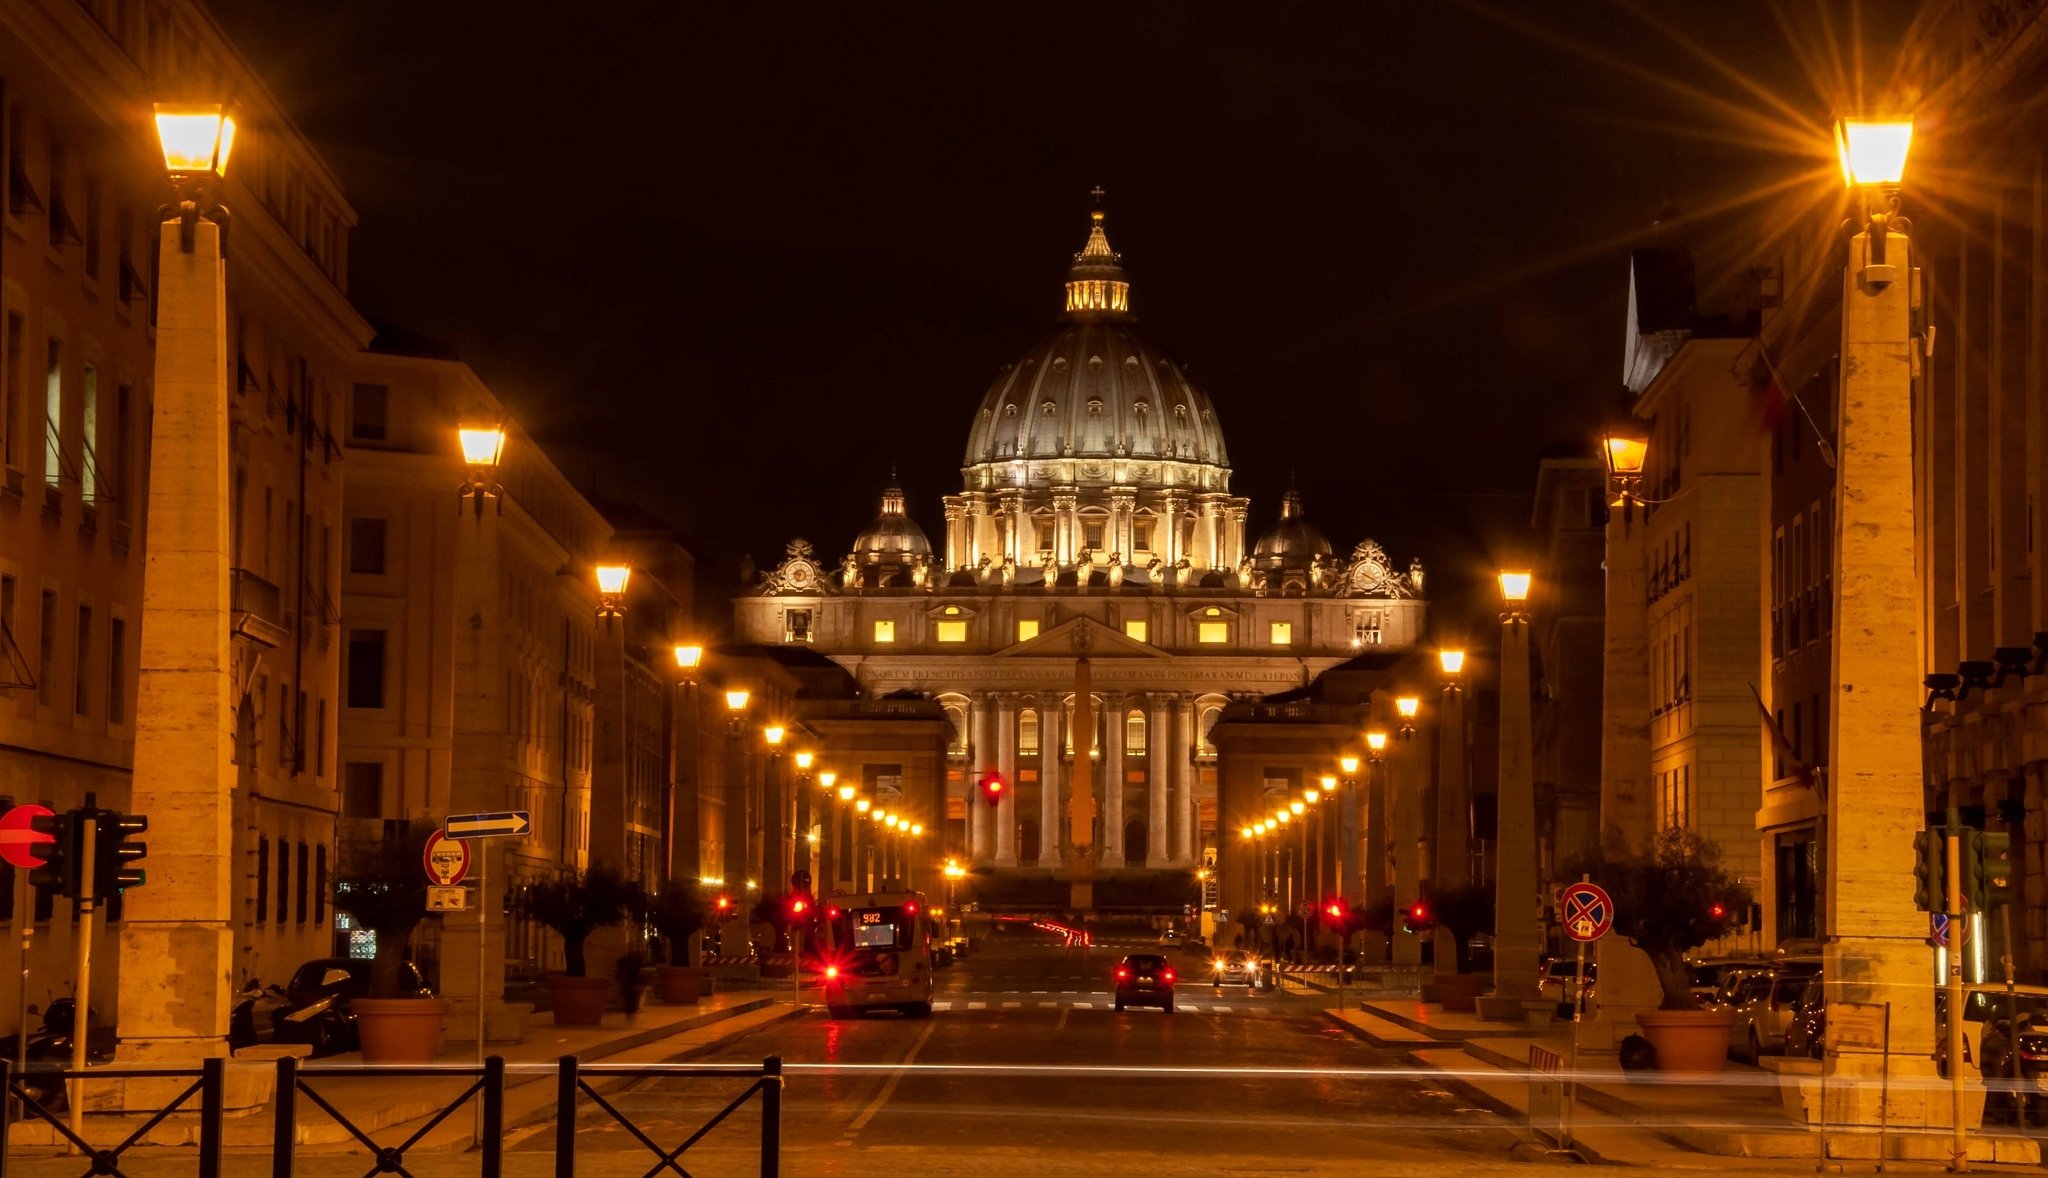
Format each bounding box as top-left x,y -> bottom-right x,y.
735,205 -> 1428,906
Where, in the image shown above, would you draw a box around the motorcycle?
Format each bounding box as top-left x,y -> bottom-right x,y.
1980,1009 -> 2048,1127
2,997 -> 115,1113
228,979 -> 290,1051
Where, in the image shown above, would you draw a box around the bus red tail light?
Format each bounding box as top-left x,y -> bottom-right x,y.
823,965 -> 838,980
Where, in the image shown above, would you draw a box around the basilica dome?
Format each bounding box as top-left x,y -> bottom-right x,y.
960,209 -> 1230,489
852,481 -> 931,560
1253,491 -> 1333,562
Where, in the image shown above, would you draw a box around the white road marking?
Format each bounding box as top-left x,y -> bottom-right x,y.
1002,1001 -> 1022,1008
1212,1004 -> 1233,1013
838,1017 -> 937,1142
968,1001 -> 986,1010
932,1001 -> 953,1011
1038,1001 -> 1057,1008
1071,1001 -> 1093,1009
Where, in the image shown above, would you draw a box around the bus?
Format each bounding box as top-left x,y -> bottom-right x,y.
817,890 -> 937,1018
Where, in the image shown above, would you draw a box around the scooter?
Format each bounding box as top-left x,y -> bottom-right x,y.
229,979 -> 290,1051
1981,1012 -> 2048,1127
4,997 -> 113,1113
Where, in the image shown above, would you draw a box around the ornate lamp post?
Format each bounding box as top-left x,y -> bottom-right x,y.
1435,648 -> 1469,890
667,643 -> 703,884
1363,730 -> 1389,916
457,425 -> 506,514
594,564 -> 632,620
1493,571 -> 1541,1006
1391,696 -> 1425,966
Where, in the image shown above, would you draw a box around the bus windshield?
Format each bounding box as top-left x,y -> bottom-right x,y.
829,902 -> 922,953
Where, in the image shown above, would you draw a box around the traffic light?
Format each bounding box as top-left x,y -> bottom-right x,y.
714,894 -> 733,918
27,809 -> 80,899
93,808 -> 148,896
1960,831 -> 1985,912
1708,901 -> 1727,921
1912,828 -> 1945,913
1401,901 -> 1434,934
789,893 -> 811,918
979,772 -> 1005,808
1979,831 -> 2014,908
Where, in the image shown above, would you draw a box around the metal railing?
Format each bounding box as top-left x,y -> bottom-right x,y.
272,1055 -> 503,1178
0,1058 -> 225,1178
555,1055 -> 782,1178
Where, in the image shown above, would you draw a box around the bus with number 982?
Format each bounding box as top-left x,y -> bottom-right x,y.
817,891 -> 936,1018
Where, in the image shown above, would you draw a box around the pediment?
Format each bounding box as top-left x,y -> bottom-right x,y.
998,616 -> 1171,658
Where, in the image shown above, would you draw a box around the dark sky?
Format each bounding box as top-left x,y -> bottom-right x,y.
204,0 -> 1916,635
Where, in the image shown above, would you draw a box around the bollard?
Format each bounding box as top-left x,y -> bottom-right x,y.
272,1055 -> 298,1178
480,1056 -> 504,1177
198,1057 -> 225,1178
760,1056 -> 783,1177
554,1056 -> 578,1178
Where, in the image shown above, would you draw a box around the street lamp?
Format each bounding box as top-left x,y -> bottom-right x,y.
153,101 -> 235,251
1837,117 -> 1912,280
1602,423 -> 1650,507
763,725 -> 787,750
794,750 -> 814,772
1438,649 -> 1466,676
457,425 -> 506,514
1494,568 -> 1540,1003
594,564 -> 632,619
672,643 -> 703,684
1394,695 -> 1420,739
1437,644 -> 1471,899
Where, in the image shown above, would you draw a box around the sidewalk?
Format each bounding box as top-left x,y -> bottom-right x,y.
1328,1003 -> 2046,1168
7,991 -> 800,1154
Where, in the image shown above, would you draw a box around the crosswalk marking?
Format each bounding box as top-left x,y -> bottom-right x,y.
1212,1004 -> 1232,1012
1072,1001 -> 1093,1009
1038,1001 -> 1057,1008
968,1001 -> 986,1010
1003,1001 -> 1022,1008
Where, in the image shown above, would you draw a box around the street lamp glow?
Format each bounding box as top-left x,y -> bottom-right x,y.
458,425 -> 507,472
1240,825 -> 1256,840
724,689 -> 750,712
1365,730 -> 1388,753
594,564 -> 633,597
1498,570 -> 1532,603
672,643 -> 704,672
1290,800 -> 1306,815
911,823 -> 924,837
855,798 -> 871,814
837,783 -> 855,802
819,770 -> 838,790
1836,118 -> 1913,188
794,750 -> 815,771
1602,430 -> 1648,478
1304,788 -> 1321,806
1438,649 -> 1466,675
763,725 -> 786,746
1277,809 -> 1292,825
1395,696 -> 1420,720
154,103 -> 236,179
1340,755 -> 1360,776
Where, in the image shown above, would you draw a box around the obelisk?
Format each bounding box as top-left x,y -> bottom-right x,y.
1069,630 -> 1097,913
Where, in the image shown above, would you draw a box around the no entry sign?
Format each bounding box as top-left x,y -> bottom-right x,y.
423,830 -> 472,886
0,804 -> 55,870
1560,882 -> 1614,943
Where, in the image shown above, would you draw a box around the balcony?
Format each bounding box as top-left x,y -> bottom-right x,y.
231,568 -> 289,649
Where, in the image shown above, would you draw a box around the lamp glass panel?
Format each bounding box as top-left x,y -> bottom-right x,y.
459,427 -> 507,468
1395,696 -> 1420,718
154,106 -> 228,176
672,644 -> 704,670
595,565 -> 632,595
1836,119 -> 1912,187
1603,434 -> 1647,477
725,689 -> 751,711
1438,649 -> 1466,674
1498,570 -> 1532,602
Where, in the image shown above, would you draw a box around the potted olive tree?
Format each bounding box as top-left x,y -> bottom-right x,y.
331,822 -> 447,1063
1561,828 -> 1751,1074
651,882 -> 709,1005
514,864 -> 636,1026
1422,883 -> 1494,1012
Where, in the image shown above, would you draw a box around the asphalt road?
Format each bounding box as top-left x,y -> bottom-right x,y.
498,922 -> 1538,1175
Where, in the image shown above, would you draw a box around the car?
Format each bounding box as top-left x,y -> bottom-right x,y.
1114,953 -> 1177,1013
271,957 -> 430,1055
1158,928 -> 1184,947
1209,949 -> 1270,991
1782,973 -> 1826,1059
1686,956 -> 1765,1006
1726,960 -> 1820,1062
1537,958 -> 1596,1016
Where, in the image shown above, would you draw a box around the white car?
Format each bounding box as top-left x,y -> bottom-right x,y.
1158,928 -> 1184,947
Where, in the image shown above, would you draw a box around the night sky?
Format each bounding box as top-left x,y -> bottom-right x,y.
205,1 -> 1916,637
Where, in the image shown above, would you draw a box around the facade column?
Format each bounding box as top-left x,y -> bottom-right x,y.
1159,493 -> 1181,565
942,497 -> 967,571
1109,488 -> 1136,562
999,491 -> 1026,565
1193,496 -> 1219,569
970,694 -> 994,863
1039,700 -> 1064,867
1226,503 -> 1250,568
1175,696 -> 1198,863
1053,488 -> 1078,566
1146,695 -> 1170,867
995,694 -> 1019,866
1101,695 -> 1126,866
119,218 -> 236,1060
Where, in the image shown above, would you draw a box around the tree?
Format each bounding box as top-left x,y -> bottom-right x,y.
650,881 -> 708,966
514,864 -> 638,977
1559,828 -> 1751,1010
331,822 -> 437,999
1420,883 -> 1494,973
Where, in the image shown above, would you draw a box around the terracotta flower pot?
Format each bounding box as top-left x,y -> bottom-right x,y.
1434,973 -> 1486,1013
353,997 -> 448,1064
1635,1008 -> 1735,1075
656,966 -> 704,1005
548,975 -> 612,1026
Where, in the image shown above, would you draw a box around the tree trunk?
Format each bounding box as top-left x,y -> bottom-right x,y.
565,934 -> 588,978
1649,951 -> 1696,1011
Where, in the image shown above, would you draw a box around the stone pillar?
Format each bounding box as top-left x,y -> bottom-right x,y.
669,683 -> 701,883
1391,725 -> 1424,965
1364,756 -> 1389,910
591,620 -> 630,869
970,695 -> 994,863
1160,493 -> 1181,565
1147,695 -> 1171,867
1820,223 -> 1945,1124
119,217 -> 236,1061
1492,611 -> 1541,1001
1053,488 -> 1078,567
1226,503 -> 1250,568
1039,700 -> 1064,867
1102,695 -> 1126,867
995,694 -> 1018,866
1109,488 -> 1136,562
1175,696 -> 1198,863
1589,500 -> 1662,1029
1000,491 -> 1026,566
1434,683 -> 1468,888
943,497 -> 967,571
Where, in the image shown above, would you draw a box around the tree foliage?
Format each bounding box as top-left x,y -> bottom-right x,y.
1559,828 -> 1751,1010
513,864 -> 639,977
1420,883 -> 1494,974
650,881 -> 708,966
331,822 -> 437,999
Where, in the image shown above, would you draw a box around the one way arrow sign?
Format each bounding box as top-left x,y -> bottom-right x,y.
445,811 -> 531,839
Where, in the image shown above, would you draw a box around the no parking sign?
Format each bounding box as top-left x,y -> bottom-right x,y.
1559,882 -> 1613,943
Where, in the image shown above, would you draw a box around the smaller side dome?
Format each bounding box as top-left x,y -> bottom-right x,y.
1253,490 -> 1333,560
852,480 -> 932,560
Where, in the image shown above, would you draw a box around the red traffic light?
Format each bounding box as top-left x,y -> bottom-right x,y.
1325,902 -> 1343,919
715,894 -> 732,913
790,897 -> 809,915
1709,902 -> 1727,920
1410,903 -> 1428,921
978,771 -> 1005,806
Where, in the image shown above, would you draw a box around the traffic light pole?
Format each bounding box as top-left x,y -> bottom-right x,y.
68,813 -> 96,1144
1945,815 -> 1965,1173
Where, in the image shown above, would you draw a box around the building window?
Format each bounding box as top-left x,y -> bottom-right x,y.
1197,621 -> 1228,644
1134,519 -> 1153,551
873,619 -> 895,643
350,383 -> 388,441
1126,711 -> 1147,755
1016,619 -> 1040,642
296,842 -> 309,924
1352,611 -> 1384,647
935,620 -> 967,643
37,590 -> 55,708
276,840 -> 290,924
107,617 -> 125,725
346,630 -> 386,709
1019,709 -> 1039,756
1123,619 -> 1148,643
1,312 -> 21,469
79,364 -> 97,500
348,517 -> 387,575
343,762 -> 382,817
1084,521 -> 1105,550
314,846 -> 328,925
43,339 -> 61,488
256,838 -> 269,924
784,609 -> 812,644
1269,621 -> 1292,645
73,605 -> 90,715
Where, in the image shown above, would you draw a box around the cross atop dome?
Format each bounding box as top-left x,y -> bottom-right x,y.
1065,188 -> 1129,318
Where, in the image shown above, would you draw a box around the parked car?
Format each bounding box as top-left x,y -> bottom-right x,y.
1538,958 -> 1596,1017
271,957 -> 430,1056
1726,960 -> 1820,1062
1783,973 -> 1826,1059
1686,956 -> 1767,1007
1113,953 -> 1176,1013
1978,992 -> 2048,1126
